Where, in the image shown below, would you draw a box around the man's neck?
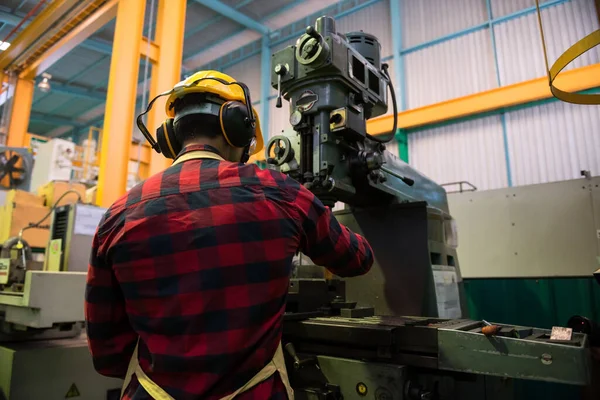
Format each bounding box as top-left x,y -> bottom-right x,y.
183,138 -> 229,159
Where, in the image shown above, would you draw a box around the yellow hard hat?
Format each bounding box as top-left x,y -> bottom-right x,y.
165,70 -> 263,155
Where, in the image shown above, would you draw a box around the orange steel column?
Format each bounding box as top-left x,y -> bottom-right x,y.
97,0 -> 146,207
7,78 -> 34,148
146,0 -> 187,177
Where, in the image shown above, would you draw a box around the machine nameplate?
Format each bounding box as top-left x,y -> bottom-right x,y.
73,205 -> 105,236
432,265 -> 461,319
0,258 -> 9,285
550,326 -> 573,341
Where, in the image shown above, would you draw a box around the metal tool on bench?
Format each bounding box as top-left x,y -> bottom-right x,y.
268,15 -> 591,399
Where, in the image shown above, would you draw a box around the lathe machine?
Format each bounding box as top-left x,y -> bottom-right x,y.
0,202 -> 121,399
267,15 -> 591,399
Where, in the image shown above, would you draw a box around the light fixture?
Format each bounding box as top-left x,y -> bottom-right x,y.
38,73 -> 52,93
0,41 -> 10,51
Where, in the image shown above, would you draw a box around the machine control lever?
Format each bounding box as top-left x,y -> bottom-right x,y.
275,64 -> 287,108
284,343 -> 315,369
406,381 -> 436,400
381,166 -> 415,187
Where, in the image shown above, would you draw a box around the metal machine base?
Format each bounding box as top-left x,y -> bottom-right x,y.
283,315 -> 590,399
0,334 -> 122,400
290,355 -> 514,400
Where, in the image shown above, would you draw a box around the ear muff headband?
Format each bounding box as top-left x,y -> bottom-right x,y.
136,77 -> 256,155
136,88 -> 174,152
173,102 -> 222,126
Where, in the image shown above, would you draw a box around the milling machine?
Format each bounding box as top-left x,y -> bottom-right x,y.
269,16 -> 591,399
0,203 -> 121,400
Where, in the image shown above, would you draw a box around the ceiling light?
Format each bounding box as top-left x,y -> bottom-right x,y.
0,41 -> 10,51
38,73 -> 52,93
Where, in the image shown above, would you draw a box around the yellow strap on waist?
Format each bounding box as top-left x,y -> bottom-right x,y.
122,342 -> 294,400
535,0 -> 600,105
172,150 -> 225,166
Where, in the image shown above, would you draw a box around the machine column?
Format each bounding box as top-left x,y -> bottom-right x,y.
146,0 -> 187,177
6,78 -> 34,148
97,0 -> 146,207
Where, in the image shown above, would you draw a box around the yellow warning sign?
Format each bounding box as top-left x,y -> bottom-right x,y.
65,383 -> 80,398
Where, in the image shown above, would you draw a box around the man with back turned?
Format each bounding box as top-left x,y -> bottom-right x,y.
85,70 -> 374,399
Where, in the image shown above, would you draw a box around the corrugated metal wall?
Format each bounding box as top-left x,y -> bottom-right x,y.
408,115 -> 509,190
401,0 -> 487,48
386,139 -> 400,158
494,0 -> 600,85
405,0 -> 600,190
491,0 -> 551,17
506,99 -> 600,185
404,29 -> 497,108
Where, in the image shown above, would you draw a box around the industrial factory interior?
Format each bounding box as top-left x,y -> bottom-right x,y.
0,0 -> 599,399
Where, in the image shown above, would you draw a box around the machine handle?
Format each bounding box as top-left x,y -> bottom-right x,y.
284,342 -> 316,370
275,64 -> 287,109
305,26 -> 324,44
276,74 -> 283,108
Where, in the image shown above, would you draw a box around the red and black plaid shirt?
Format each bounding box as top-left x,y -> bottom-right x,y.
85,144 -> 373,399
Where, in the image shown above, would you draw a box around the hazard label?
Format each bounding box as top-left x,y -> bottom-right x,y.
65,383 -> 80,398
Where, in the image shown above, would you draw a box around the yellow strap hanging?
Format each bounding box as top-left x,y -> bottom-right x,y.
535,0 -> 600,105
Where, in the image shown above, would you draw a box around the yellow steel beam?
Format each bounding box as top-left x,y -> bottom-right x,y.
20,0 -> 119,80
140,37 -> 160,64
367,63 -> 600,134
0,0 -> 82,71
6,78 -> 34,148
146,0 -> 186,177
249,152 -> 265,162
97,0 -> 146,207
130,143 -> 151,164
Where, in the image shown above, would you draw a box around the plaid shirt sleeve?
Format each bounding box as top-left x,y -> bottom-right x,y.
286,177 -> 374,277
85,207 -> 137,379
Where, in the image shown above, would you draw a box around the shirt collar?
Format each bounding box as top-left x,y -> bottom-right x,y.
177,144 -> 224,159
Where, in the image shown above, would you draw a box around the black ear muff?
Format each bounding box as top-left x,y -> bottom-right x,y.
219,101 -> 255,148
156,118 -> 181,159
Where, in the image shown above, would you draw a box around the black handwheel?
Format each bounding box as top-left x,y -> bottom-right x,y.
266,135 -> 294,166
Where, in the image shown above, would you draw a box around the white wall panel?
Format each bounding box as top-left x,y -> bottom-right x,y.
408,115 -> 508,190
404,29 -> 497,108
490,0 -> 553,17
222,54 -> 261,102
401,0 -> 488,48
336,0 -> 393,58
385,140 -> 400,158
268,97 -> 291,141
494,0 -> 600,85
506,101 -> 600,186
